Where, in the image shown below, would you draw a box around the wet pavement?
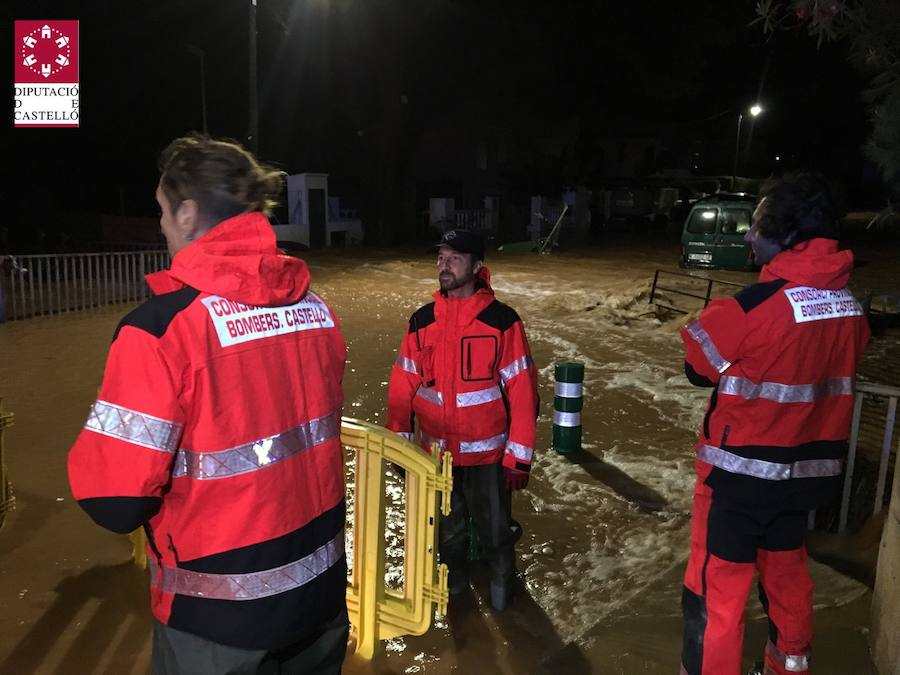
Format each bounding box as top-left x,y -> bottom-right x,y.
1,235 -> 897,674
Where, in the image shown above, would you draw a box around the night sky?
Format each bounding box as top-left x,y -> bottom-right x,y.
2,0 -> 876,246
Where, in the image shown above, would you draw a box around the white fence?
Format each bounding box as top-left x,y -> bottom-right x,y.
454,209 -> 497,234
1,250 -> 170,321
838,381 -> 900,531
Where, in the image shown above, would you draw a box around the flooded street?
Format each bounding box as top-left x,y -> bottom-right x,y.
1,237 -> 897,674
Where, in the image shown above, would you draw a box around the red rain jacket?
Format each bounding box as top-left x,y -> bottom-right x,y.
67,213 -> 347,650
387,268 -> 538,472
681,238 -> 870,509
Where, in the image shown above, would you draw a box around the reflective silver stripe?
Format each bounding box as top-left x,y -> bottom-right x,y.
555,381 -> 583,398
500,355 -> 533,386
698,444 -> 842,481
506,441 -> 533,463
395,355 -> 417,375
172,412 -> 340,480
395,431 -> 414,442
686,320 -> 731,374
416,386 -> 444,406
766,640 -> 810,672
457,385 -> 502,408
421,431 -> 446,451
85,400 -> 182,454
553,410 -> 581,427
720,376 -> 853,403
149,531 -> 344,601
785,655 -> 810,673
460,432 -> 508,454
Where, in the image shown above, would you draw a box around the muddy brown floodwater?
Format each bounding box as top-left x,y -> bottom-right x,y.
1,236 -> 897,674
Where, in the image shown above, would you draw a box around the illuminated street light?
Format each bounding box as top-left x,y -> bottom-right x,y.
732,103 -> 764,190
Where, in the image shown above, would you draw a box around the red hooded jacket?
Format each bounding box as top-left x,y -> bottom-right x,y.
681,238 -> 870,509
67,213 -> 347,650
387,268 -> 538,471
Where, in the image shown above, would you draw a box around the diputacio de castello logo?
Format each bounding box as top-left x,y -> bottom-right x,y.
14,20 -> 80,128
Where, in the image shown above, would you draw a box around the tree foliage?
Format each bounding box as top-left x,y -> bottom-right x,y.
755,0 -> 900,189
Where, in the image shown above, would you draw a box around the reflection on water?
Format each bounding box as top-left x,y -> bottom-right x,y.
0,239 -> 895,673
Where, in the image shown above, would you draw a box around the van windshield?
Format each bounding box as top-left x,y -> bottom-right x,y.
720,208 -> 750,235
686,208 -> 717,234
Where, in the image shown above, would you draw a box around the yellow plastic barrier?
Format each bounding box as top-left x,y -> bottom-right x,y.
129,416 -> 452,658
342,417 -> 452,659
0,400 -> 15,530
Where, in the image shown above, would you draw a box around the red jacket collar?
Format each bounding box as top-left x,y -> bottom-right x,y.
759,238 -> 854,290
146,212 -> 311,305
432,266 -> 495,326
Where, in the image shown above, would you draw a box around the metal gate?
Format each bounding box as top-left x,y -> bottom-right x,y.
1,250 -> 169,321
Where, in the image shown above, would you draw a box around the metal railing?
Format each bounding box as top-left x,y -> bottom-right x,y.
454,209 -> 497,233
1,251 -> 170,321
838,381 -> 900,532
0,400 -> 14,530
649,269 -> 744,314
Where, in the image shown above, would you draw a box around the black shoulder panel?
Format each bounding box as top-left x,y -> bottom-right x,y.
408,302 -> 436,333
476,300 -> 521,332
733,279 -> 788,314
684,361 -> 716,388
113,287 -> 200,341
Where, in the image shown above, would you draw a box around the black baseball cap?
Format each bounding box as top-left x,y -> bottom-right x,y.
435,229 -> 485,260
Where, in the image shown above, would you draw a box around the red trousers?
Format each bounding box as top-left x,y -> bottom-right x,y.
681,474 -> 813,675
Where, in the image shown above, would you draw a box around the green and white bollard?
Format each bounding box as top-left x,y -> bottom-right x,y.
553,362 -> 583,454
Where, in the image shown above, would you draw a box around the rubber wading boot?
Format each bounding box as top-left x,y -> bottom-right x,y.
490,579 -> 511,611
448,566 -> 469,595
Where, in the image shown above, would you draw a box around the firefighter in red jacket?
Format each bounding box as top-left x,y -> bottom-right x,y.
387,229 -> 538,611
68,135 -> 348,675
679,173 -> 870,675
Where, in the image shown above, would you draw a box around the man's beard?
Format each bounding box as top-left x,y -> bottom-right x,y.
439,270 -> 474,291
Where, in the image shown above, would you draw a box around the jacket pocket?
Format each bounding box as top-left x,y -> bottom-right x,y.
460,335 -> 498,382
418,345 -> 435,387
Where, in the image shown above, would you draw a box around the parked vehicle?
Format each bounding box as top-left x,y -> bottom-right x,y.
680,193 -> 756,270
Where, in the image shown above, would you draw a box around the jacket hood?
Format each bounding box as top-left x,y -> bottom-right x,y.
759,238 -> 854,289
433,266 -> 495,326
146,212 -> 310,305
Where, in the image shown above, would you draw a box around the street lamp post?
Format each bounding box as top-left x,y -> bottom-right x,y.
731,104 -> 763,191
185,45 -> 208,134
248,0 -> 259,154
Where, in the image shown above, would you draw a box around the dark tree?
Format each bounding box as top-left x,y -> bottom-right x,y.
755,0 -> 900,191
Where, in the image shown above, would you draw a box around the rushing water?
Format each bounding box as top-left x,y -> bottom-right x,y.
0,237 -> 896,674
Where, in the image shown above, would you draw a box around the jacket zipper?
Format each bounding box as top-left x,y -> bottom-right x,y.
703,389 -> 718,440
144,523 -> 163,563
720,425 -> 730,449
466,342 -> 472,379
167,534 -> 181,565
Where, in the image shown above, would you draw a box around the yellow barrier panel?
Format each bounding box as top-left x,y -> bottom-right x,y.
129,416 -> 452,658
342,417 -> 452,659
130,529 -> 147,569
0,399 -> 15,530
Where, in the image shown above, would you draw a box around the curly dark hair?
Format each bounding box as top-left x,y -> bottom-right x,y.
754,172 -> 841,247
158,133 -> 284,228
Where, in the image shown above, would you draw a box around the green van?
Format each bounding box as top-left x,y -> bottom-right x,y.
680,193 -> 756,269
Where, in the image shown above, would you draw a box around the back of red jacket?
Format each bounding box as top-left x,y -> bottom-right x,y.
68,213 -> 347,650
681,239 -> 870,510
